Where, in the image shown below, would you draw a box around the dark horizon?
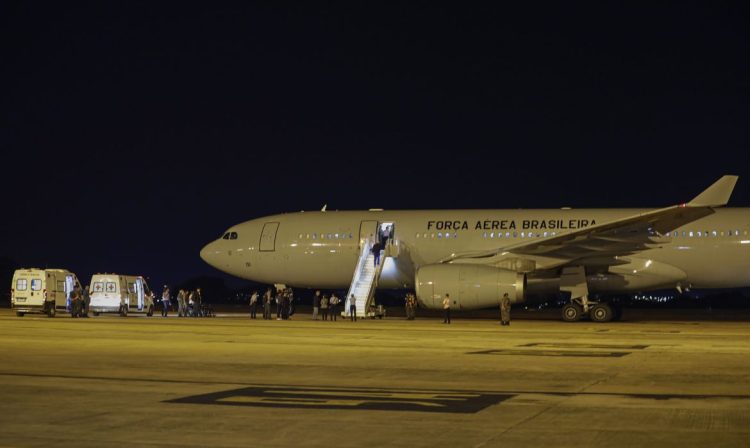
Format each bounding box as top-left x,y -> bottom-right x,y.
2,3 -> 749,292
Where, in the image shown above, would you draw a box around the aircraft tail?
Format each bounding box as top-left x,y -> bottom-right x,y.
687,175 -> 738,207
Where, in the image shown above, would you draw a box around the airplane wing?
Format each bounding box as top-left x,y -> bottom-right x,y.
443,175 -> 738,271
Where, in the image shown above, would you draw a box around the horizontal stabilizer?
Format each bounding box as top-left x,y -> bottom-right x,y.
687,175 -> 738,207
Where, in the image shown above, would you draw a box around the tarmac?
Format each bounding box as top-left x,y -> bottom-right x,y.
1,308 -> 749,447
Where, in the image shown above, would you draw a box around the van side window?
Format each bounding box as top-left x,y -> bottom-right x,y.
16,279 -> 27,291
31,279 -> 42,291
128,283 -> 136,293
93,282 -> 104,292
106,282 -> 116,292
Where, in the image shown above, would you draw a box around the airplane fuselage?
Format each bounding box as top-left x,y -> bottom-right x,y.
200,208 -> 750,297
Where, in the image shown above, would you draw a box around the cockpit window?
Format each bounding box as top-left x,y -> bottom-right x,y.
230,232 -> 238,240
222,232 -> 230,240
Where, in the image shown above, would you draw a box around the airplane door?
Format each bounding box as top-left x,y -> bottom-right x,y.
359,220 -> 378,247
260,222 -> 280,252
136,277 -> 144,311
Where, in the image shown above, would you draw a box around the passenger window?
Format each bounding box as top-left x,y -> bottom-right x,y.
106,282 -> 116,292
16,279 -> 27,290
327,233 -> 332,239
312,233 -> 317,239
31,279 -> 42,291
483,232 -> 487,238
298,233 -> 303,239
437,232 -> 443,238
93,282 -> 104,292
689,231 -> 694,237
712,231 -> 717,237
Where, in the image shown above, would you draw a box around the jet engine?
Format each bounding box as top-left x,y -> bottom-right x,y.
415,264 -> 526,310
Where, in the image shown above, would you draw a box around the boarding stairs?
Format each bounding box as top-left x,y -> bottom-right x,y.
345,239 -> 385,318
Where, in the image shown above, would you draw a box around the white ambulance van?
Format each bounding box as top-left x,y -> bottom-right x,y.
11,268 -> 82,317
89,274 -> 154,316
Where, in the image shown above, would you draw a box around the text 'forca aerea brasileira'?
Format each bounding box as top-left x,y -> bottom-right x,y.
426,219 -> 597,231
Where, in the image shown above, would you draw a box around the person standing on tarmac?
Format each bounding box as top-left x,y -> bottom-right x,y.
263,288 -> 272,320
312,290 -> 321,320
177,289 -> 186,317
249,290 -> 259,319
349,294 -> 357,321
329,293 -> 340,321
81,285 -> 91,317
442,293 -> 451,324
320,294 -> 329,321
161,286 -> 171,317
500,293 -> 511,326
70,286 -> 82,318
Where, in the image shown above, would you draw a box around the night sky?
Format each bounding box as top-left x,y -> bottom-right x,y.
2,3 -> 749,291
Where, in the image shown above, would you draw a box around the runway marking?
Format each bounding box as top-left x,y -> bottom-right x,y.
166,386 -> 513,413
519,342 -> 649,350
468,349 -> 631,357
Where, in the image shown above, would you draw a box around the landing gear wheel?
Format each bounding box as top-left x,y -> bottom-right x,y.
562,303 -> 583,322
16,311 -> 24,317
47,305 -> 56,318
590,303 -> 613,323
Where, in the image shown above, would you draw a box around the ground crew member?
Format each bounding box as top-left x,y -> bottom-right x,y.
500,293 -> 511,326
320,294 -> 329,321
443,293 -> 451,324
177,289 -> 186,317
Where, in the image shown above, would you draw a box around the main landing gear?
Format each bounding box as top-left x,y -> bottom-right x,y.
562,297 -> 622,322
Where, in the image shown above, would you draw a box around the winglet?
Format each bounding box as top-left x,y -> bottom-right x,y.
687,175 -> 738,207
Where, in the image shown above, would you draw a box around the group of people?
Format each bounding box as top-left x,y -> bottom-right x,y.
159,287 -> 213,317
312,290 -> 342,321
442,292 -> 512,325
69,285 -> 90,317
244,287 -> 512,325
248,287 -> 296,320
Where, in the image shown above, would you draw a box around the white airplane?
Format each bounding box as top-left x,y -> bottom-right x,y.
200,175 -> 750,322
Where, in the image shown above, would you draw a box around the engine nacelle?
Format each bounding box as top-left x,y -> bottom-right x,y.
415,264 -> 526,310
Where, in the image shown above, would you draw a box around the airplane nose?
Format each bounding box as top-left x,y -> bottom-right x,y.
200,242 -> 217,267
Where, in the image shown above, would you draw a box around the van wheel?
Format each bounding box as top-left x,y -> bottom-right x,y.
16,311 -> 24,317
47,306 -> 56,318
92,312 -> 100,317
